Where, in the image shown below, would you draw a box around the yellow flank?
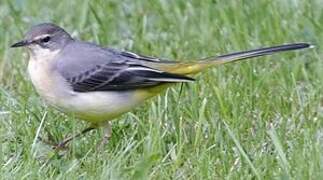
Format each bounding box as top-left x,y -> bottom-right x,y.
133,83 -> 172,102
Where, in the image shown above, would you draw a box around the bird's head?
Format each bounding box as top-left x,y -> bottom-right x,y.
11,23 -> 73,57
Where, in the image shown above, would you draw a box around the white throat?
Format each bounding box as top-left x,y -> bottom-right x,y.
28,45 -> 60,61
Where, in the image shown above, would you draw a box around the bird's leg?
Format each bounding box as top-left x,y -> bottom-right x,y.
97,121 -> 112,150
54,126 -> 95,150
102,121 -> 112,144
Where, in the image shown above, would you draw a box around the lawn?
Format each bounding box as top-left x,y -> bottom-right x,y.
1,0 -> 323,179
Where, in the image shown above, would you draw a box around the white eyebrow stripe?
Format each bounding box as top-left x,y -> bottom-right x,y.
33,34 -> 51,40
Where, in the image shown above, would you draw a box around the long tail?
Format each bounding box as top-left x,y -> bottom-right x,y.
151,43 -> 312,75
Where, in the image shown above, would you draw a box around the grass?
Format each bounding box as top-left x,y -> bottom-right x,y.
0,0 -> 323,179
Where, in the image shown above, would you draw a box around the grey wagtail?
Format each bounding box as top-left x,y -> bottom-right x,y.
11,23 -> 311,148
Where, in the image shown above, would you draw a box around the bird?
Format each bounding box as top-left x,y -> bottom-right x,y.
11,23 -> 311,148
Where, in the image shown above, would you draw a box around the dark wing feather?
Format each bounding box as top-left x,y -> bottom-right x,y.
67,62 -> 194,92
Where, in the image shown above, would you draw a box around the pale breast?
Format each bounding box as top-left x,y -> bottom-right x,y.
28,60 -> 54,97
28,51 -> 73,107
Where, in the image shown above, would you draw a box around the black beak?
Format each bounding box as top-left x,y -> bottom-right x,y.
10,40 -> 31,48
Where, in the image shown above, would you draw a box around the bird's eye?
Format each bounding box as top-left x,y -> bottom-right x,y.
40,36 -> 51,43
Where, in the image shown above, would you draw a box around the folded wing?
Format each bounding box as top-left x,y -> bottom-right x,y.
65,62 -> 194,92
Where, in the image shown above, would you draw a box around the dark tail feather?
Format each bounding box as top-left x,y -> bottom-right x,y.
204,43 -> 312,64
